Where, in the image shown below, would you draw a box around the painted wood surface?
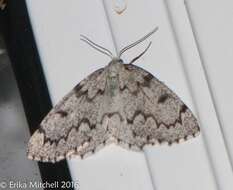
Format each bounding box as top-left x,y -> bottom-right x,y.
25,0 -> 233,189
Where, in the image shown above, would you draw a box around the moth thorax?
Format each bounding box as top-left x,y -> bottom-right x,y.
107,64 -> 120,97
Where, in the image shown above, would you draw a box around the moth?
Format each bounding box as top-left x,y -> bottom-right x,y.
27,27 -> 200,163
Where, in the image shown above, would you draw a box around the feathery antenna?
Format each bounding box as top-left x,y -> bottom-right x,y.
119,27 -> 159,57
80,26 -> 158,62
80,35 -> 113,59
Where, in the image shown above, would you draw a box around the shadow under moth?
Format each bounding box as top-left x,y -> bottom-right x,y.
27,27 -> 200,163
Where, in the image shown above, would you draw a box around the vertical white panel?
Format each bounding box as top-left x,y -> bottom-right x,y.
26,0 -> 154,189
25,0 -> 233,189
185,0 -> 233,170
166,0 -> 233,189
103,0 -> 217,189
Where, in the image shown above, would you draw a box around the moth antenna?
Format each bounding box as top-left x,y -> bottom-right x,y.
119,27 -> 158,57
80,35 -> 113,56
129,41 -> 152,65
80,35 -> 113,59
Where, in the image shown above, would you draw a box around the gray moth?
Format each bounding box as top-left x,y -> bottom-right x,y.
27,27 -> 200,163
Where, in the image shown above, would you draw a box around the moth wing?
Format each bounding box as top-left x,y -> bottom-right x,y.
27,68 -> 110,162
116,64 -> 200,149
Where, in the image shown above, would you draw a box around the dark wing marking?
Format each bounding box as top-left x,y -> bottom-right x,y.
27,68 -> 111,162
114,64 -> 200,149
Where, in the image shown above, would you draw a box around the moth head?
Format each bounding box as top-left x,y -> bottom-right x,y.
80,26 -> 158,65
107,58 -> 123,78
111,57 -> 124,64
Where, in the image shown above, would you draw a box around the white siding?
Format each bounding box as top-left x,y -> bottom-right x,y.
26,0 -> 233,189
